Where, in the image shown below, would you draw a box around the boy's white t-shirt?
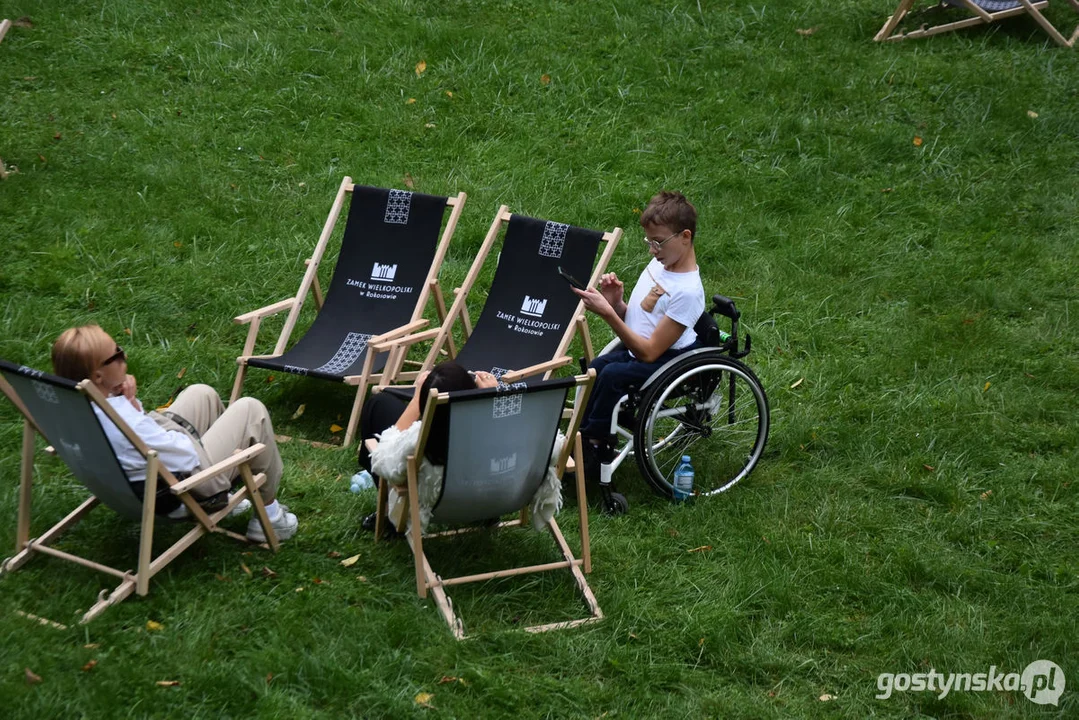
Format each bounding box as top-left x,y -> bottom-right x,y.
623,258 -> 705,353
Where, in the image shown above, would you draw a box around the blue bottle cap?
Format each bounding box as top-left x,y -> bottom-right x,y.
681,455 -> 691,463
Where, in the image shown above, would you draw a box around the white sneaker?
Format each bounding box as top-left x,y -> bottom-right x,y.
247,509 -> 298,543
228,498 -> 252,517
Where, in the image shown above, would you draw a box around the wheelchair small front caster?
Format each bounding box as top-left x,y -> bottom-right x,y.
601,490 -> 629,516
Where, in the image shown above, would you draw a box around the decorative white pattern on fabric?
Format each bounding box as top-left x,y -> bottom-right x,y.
283,364 -> 309,376
313,332 -> 373,375
490,366 -> 527,392
33,381 -> 59,404
384,189 -> 413,224
492,392 -> 523,419
539,221 -> 569,258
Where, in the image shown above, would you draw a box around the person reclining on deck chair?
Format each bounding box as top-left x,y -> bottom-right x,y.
51,324 -> 299,542
357,362 -> 567,534
571,190 -> 706,487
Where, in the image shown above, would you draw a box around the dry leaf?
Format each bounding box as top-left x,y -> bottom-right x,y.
84,643 -> 101,649
666,528 -> 680,537
241,563 -> 252,576
445,90 -> 453,98
820,693 -> 836,701
762,536 -> 770,544
631,207 -> 641,215
214,573 -> 230,582
913,136 -> 923,147
326,551 -> 342,558
424,123 -> 436,128
146,620 -> 164,632
414,691 -> 435,708
266,375 -> 275,383
329,423 -> 343,434
124,328 -> 132,335
37,154 -> 47,163
291,404 -> 306,420
156,680 -> 181,687
261,567 -> 277,579
698,638 -> 705,646
356,575 -> 368,582
540,74 -> 551,85
81,660 -> 98,672
923,464 -> 935,472
790,377 -> 804,389
980,490 -> 993,501
266,672 -> 274,684
176,367 -> 187,379
25,668 -> 42,685
294,586 -> 304,593
14,17 -> 34,28
687,545 -> 713,553
415,60 -> 427,76
983,381 -> 991,392
312,577 -> 324,585
629,632 -> 639,639
406,97 -> 416,105
53,132 -> 62,140
881,187 -> 894,193
1027,110 -> 1038,119
404,172 -> 415,189
340,554 -> 361,568
438,676 -> 459,684
795,27 -> 817,36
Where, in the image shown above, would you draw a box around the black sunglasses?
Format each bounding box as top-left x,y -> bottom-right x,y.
101,345 -> 126,367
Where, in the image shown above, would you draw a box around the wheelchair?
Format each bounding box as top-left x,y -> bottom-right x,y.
584,294 -> 770,515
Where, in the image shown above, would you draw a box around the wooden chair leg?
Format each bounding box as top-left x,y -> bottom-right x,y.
574,434 -> 591,574
242,464 -> 279,553
374,474 -> 388,542
17,420 -> 34,553
230,361 -> 248,405
136,454 -> 160,596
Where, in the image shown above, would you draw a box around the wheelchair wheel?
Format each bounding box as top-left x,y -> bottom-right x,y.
633,354 -> 769,498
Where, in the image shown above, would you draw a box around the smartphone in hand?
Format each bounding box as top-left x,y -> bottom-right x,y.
558,266 -> 587,291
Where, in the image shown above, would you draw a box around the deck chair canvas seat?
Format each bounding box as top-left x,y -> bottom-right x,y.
876,0 -> 1079,46
232,178 -> 466,445
372,208 -> 621,394
0,360 -> 282,624
367,372 -> 601,639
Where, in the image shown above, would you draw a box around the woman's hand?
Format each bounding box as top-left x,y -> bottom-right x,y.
412,369 -> 431,389
472,370 -> 499,389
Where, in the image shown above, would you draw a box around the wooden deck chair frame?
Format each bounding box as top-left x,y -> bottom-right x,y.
370,207 -> 621,388
365,371 -> 602,639
876,0 -> 1079,46
0,368 -> 281,624
1,19 -> 11,180
230,177 -> 466,446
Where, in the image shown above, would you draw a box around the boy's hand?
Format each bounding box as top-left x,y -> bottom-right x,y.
598,272 -> 624,306
573,286 -> 616,321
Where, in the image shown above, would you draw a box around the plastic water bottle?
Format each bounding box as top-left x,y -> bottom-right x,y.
350,470 -> 375,493
673,456 -> 694,502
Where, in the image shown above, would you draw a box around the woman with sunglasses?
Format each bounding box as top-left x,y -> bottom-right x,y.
51,325 -> 298,542
571,190 -> 706,485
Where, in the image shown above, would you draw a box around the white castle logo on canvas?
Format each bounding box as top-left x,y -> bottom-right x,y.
490,453 -> 517,475
521,295 -> 547,317
371,262 -> 397,282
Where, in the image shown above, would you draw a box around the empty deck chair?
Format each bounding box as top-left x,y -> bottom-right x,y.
0,359 -> 281,623
876,0 -> 1079,46
231,178 -> 466,445
367,372 -> 601,639
370,207 -> 621,390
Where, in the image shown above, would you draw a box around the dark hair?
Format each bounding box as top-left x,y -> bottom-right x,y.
418,362 -> 476,465
639,190 -> 697,241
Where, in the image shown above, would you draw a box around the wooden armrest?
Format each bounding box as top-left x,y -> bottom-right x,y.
169,444 -> 266,495
370,327 -> 442,352
369,319 -> 429,345
500,356 -> 572,384
234,298 -> 296,325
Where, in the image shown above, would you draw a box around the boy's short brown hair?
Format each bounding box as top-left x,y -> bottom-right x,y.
639,190 -> 697,240
52,324 -> 109,382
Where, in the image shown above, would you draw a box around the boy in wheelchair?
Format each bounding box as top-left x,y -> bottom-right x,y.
572,190 -> 705,492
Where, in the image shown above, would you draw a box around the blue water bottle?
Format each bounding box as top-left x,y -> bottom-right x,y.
673,455 -> 694,502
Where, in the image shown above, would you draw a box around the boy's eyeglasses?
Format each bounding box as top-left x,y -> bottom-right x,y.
641,231 -> 680,250
101,345 -> 126,367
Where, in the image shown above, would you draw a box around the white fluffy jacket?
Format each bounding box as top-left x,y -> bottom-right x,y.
370,422 -> 566,533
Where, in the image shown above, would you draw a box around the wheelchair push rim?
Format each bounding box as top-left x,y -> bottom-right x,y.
633,355 -> 769,498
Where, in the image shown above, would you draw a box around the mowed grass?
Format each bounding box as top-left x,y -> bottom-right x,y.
0,0 -> 1076,717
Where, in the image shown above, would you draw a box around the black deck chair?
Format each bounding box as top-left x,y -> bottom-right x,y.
372,206 -> 622,391
231,178 -> 466,446
366,372 -> 601,639
876,0 -> 1079,46
0,360 -> 280,624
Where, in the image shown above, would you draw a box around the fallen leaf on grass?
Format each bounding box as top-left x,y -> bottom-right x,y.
698,638 -> 705,646
81,660 -> 98,672
312,577 -> 325,585
795,27 -> 817,36
240,563 -> 252,576
326,551 -> 342,558
414,691 -> 435,708
540,73 -> 551,85
881,187 -> 894,193
155,680 -> 181,687
37,154 -> 47,163
329,423 -> 343,434
14,17 -> 34,28
124,328 -> 132,336
687,545 -> 713,553
84,643 -> 100,649
445,90 -> 453,98
913,136 -> 923,147
340,554 -> 361,568
980,490 -> 993,501
294,587 -> 304,593
261,567 -> 277,579
214,573 -> 230,582
404,172 -> 415,189
25,668 -> 42,685
1027,110 -> 1038,119
266,672 -> 274,684
266,375 -> 275,383
53,132 -> 62,141
628,632 -> 639,640
666,528 -> 680,537
438,676 -> 459,684
415,60 -> 427,77
146,620 -> 164,632
762,536 -> 770,544
291,404 -> 306,420
356,575 -> 368,582
983,381 -> 991,392
790,378 -> 804,389
406,97 -> 416,105
819,693 -> 836,701
923,464 -> 935,472
177,367 -> 187,380
174,242 -> 183,248
424,123 -> 436,129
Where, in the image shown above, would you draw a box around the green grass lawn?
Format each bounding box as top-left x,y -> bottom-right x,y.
1,1 -> 1076,717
